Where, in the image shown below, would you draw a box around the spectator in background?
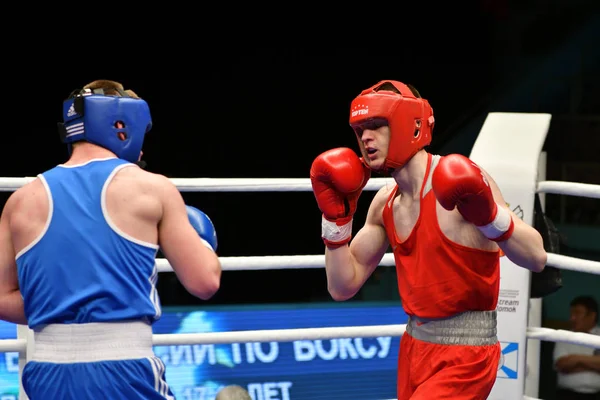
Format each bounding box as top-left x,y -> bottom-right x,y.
553,295 -> 600,400
216,385 -> 252,400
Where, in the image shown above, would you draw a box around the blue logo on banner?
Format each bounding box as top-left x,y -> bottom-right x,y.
497,342 -> 519,379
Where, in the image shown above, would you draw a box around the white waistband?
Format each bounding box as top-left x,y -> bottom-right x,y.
32,321 -> 154,363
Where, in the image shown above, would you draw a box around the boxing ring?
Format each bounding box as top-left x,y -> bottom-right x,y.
1,112 -> 600,400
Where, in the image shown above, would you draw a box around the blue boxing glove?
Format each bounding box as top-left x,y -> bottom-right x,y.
186,205 -> 218,251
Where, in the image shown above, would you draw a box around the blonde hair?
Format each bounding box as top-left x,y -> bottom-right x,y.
83,79 -> 140,99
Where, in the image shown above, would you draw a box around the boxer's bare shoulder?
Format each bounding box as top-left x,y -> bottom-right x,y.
104,166 -> 184,244
373,182 -> 396,204
107,166 -> 180,204
366,181 -> 396,226
3,177 -> 50,255
7,178 -> 48,221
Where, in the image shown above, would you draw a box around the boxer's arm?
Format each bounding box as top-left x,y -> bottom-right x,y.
0,194 -> 26,325
325,186 -> 389,301
481,169 -> 547,272
157,176 -> 221,300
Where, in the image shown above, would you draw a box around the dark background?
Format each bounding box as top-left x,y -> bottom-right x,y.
2,1 -> 598,308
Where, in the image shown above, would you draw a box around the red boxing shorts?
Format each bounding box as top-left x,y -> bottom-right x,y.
397,311 -> 501,400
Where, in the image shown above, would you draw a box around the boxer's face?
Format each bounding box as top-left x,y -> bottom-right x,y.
353,118 -> 390,171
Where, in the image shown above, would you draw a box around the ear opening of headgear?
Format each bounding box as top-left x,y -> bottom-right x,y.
57,85 -> 153,164
349,80 -> 435,172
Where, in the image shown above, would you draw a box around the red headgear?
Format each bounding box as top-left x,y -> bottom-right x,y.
349,80 -> 435,170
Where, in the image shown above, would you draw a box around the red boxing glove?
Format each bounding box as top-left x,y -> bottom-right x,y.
310,148 -> 371,247
432,154 -> 514,242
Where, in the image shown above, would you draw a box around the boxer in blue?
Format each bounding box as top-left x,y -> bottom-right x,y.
0,80 -> 222,399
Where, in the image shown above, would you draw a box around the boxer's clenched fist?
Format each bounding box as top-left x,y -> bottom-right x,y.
310,148 -> 371,247
432,154 -> 514,242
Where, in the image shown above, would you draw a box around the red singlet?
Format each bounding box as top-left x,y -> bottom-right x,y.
383,154 -> 502,400
382,154 -> 501,320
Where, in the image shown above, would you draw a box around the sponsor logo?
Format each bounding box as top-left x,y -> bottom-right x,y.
497,342 -> 518,379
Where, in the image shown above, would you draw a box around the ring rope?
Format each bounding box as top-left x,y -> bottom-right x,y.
1,325 -> 598,354
155,252 -> 600,275
526,327 -> 600,348
0,339 -> 26,353
1,175 -> 598,400
151,324 -> 407,346
0,177 -> 598,197
546,253 -> 600,275
537,180 -> 600,199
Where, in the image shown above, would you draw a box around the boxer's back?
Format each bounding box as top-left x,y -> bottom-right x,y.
13,157 -> 162,329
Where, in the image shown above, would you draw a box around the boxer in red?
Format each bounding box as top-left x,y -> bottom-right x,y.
310,80 -> 548,399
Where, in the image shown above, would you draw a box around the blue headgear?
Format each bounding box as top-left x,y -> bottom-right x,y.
57,87 -> 152,163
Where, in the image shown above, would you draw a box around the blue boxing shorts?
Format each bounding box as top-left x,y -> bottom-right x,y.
22,322 -> 175,400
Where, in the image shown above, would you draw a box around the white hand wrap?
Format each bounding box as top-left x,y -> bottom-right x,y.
321,216 -> 353,243
477,205 -> 512,240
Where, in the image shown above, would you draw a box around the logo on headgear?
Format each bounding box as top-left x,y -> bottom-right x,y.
351,104 -> 369,118
66,103 -> 77,118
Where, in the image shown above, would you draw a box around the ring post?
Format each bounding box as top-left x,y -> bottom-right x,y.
469,112 -> 552,400
17,324 -> 33,400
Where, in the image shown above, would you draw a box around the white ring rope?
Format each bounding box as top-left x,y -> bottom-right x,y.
526,327 -> 600,348
537,180 -> 600,199
1,176 -> 598,400
0,339 -> 26,353
155,252 -> 600,276
1,324 -> 598,354
151,324 -> 408,346
0,177 -> 598,197
152,326 -> 600,349
546,253 -> 600,275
